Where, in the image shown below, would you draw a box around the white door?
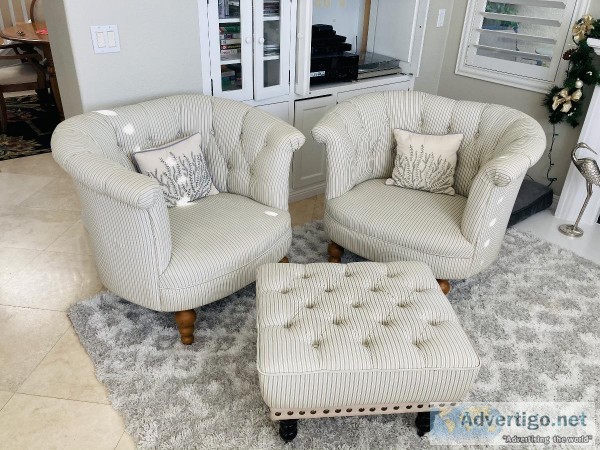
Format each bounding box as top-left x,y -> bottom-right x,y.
253,0 -> 292,100
208,0 -> 254,101
292,95 -> 336,189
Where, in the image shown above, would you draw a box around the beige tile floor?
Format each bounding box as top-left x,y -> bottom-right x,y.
0,153 -> 325,450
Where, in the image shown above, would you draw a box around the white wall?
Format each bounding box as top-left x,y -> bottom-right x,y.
421,1 -> 600,194
46,0 -> 205,118
414,0 -> 453,94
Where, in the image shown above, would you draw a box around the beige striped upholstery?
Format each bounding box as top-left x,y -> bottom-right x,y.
51,94 -> 305,312
312,91 -> 546,279
256,262 -> 480,412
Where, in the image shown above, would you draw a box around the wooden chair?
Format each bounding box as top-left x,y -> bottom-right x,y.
29,0 -> 41,24
0,49 -> 48,131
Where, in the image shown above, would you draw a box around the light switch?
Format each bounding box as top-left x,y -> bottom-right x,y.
96,32 -> 106,48
107,31 -> 117,47
91,25 -> 121,54
436,9 -> 446,28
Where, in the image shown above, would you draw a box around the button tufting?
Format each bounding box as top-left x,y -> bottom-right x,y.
306,303 -> 315,309
210,128 -> 215,135
352,303 -> 361,308
303,273 -> 310,279
324,288 -> 333,293
227,161 -> 233,170
333,318 -> 343,325
312,341 -> 320,349
362,340 -> 370,347
371,287 -> 379,292
381,321 -> 390,326
345,272 -> 352,277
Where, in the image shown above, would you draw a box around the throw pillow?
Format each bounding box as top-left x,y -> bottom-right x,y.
132,133 -> 218,207
386,129 -> 463,195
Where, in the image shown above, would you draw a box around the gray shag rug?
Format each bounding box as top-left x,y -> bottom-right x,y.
70,221 -> 600,449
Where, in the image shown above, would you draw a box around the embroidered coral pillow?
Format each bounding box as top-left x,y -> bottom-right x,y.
132,133 -> 218,207
386,130 -> 463,195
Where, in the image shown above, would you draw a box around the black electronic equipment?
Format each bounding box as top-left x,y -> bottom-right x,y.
310,52 -> 359,85
309,24 -> 359,84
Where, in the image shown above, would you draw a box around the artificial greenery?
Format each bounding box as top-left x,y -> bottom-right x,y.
543,17 -> 600,127
484,2 -> 519,29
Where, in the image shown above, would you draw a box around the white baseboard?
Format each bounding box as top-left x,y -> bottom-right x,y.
552,194 -> 560,210
289,183 -> 326,203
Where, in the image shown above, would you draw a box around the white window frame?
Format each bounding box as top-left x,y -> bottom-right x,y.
456,0 -> 591,93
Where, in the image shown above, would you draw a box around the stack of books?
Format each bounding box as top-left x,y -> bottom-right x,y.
221,66 -> 242,91
219,25 -> 241,60
264,0 -> 280,17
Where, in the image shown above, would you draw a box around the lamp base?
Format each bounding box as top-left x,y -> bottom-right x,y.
559,224 -> 584,238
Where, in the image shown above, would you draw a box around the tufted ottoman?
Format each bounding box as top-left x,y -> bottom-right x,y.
256,261 -> 480,442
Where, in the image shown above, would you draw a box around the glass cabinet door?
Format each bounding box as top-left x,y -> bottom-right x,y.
208,0 -> 254,101
253,0 -> 291,100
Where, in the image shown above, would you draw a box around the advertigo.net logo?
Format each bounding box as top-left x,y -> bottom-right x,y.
428,402 -> 596,446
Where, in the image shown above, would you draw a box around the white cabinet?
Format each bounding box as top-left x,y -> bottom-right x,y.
203,0 -> 293,102
292,95 -> 336,190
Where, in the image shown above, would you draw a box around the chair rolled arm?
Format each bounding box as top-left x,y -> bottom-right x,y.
312,109 -> 360,200
51,125 -> 164,210
243,110 -> 305,210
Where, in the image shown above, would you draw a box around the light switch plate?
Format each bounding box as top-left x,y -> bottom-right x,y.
91,25 -> 120,53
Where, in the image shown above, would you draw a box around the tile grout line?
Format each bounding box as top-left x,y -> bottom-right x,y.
0,391 -> 15,414
12,323 -> 72,396
10,390 -> 113,407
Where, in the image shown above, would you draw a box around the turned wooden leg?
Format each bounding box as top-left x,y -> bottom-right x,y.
328,241 -> 344,263
174,310 -> 197,345
279,419 -> 298,442
279,256 -> 289,263
437,279 -> 451,295
415,411 -> 439,437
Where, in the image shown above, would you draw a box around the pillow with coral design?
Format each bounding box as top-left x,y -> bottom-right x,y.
132,133 -> 218,207
386,129 -> 463,196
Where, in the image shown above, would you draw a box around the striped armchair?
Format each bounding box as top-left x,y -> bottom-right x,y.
312,91 -> 545,290
51,95 -> 305,344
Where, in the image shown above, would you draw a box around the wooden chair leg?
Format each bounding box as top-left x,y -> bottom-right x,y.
279,256 -> 289,263
328,241 -> 344,263
174,309 -> 197,345
0,93 -> 7,133
437,279 -> 451,295
279,419 -> 298,442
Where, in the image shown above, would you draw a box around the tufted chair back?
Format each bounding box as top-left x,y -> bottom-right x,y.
52,94 -> 299,205
313,90 -> 543,198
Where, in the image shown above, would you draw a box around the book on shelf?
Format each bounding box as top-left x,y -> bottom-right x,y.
221,49 -> 241,55
219,33 -> 241,39
221,44 -> 241,50
220,38 -> 241,45
219,25 -> 241,33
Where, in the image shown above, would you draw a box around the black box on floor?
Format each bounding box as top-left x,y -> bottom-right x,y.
509,179 -> 553,226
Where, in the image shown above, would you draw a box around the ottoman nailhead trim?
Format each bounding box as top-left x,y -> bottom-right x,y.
381,407 -> 387,411
346,408 -> 352,413
323,409 -> 329,414
287,411 -> 293,416
417,404 -> 423,409
369,408 -> 376,412
275,412 -> 281,416
406,405 -> 412,409
299,411 -> 305,415
335,409 -> 341,413
310,410 -> 317,415
359,408 -> 365,412
393,406 -> 399,410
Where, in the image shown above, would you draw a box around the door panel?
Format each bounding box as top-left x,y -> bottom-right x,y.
292,95 -> 336,189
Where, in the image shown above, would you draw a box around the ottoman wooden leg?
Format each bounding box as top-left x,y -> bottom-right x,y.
415,411 -> 440,437
279,419 -> 298,442
279,256 -> 289,263
437,279 -> 451,295
328,241 -> 344,263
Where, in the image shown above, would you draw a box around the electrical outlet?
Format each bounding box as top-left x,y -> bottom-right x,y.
91,25 -> 120,54
436,9 -> 446,28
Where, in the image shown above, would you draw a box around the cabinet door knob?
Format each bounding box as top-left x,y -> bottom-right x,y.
258,37 -> 265,44
245,37 -> 252,44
